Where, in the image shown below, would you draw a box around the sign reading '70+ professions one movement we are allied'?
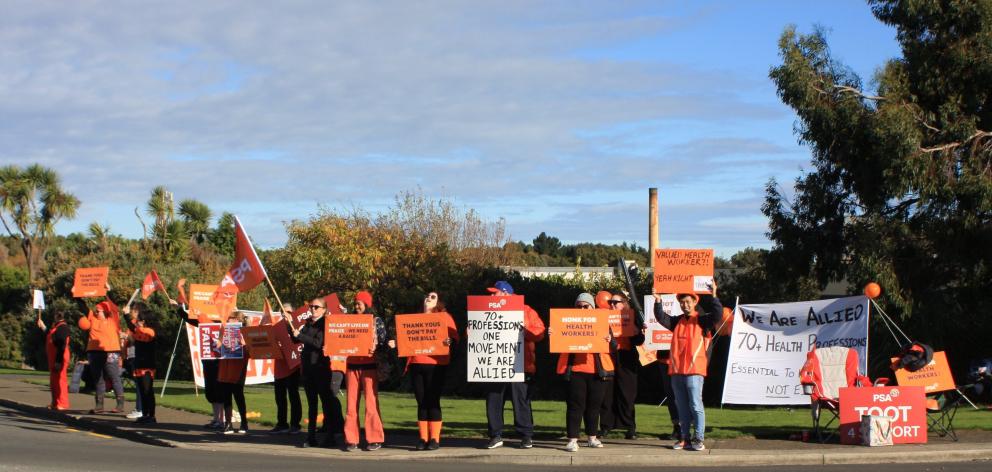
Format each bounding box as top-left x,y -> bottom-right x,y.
466,295 -> 526,382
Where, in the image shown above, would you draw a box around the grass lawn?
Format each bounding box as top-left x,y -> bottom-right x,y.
10,366 -> 987,440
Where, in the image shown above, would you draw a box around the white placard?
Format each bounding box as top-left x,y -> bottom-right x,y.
466,295 -> 525,382
722,296 -> 870,405
32,290 -> 45,310
642,294 -> 676,351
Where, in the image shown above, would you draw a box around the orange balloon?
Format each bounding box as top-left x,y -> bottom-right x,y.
864,282 -> 882,299
718,307 -> 734,336
595,291 -> 612,309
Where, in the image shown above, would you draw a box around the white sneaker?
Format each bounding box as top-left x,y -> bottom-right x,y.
565,439 -> 578,452
586,438 -> 603,448
126,410 -> 143,419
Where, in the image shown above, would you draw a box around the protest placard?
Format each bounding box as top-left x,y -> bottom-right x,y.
549,308 -> 609,353
241,325 -> 283,359
72,267 -> 109,298
642,294 -> 675,351
32,290 -> 45,310
607,308 -> 638,337
186,311 -> 274,386
652,249 -> 714,294
395,313 -> 448,357
893,351 -> 956,394
466,295 -> 525,382
189,284 -> 236,321
839,386 -> 927,444
324,314 -> 374,357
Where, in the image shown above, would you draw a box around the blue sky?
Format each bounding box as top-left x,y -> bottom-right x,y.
0,1 -> 901,257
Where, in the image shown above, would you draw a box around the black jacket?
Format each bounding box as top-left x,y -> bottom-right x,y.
291,315 -> 330,377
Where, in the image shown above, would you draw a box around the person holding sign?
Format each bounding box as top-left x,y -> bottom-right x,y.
653,284 -> 722,452
122,302 -> 157,424
553,293 -> 615,452
78,296 -> 126,414
483,281 -> 545,450
171,298 -> 225,429
343,290 -> 387,451
269,303 -> 302,435
217,311 -> 250,434
289,298 -> 344,448
600,292 -> 644,440
389,291 -> 459,450
37,311 -> 70,410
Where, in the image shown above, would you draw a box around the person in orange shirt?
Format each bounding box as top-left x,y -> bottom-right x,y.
653,284 -> 722,452
343,290 -> 387,451
554,292 -> 615,452
37,311 -> 70,410
78,297 -> 126,414
389,291 -> 459,450
123,302 -> 157,424
484,281 -> 545,450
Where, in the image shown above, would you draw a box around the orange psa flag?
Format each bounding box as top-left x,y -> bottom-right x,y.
395,313 -> 449,357
652,248 -> 714,294
324,314 -> 375,357
72,267 -> 109,298
213,216 -> 268,304
141,270 -> 167,300
549,308 -> 610,353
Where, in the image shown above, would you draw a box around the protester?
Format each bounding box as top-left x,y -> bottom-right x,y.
653,284 -> 722,451
657,349 -> 681,442
290,297 -> 344,448
218,310 -> 250,434
484,281 -> 546,450
123,327 -> 143,419
599,291 -> 644,439
555,293 -> 615,452
123,302 -> 157,424
171,299 -> 225,428
269,303 -> 302,435
37,311 -> 70,410
342,290 -> 387,451
78,296 -> 126,414
389,291 -> 459,450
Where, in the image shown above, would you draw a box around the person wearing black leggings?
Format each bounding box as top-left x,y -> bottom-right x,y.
123,302 -> 157,424
290,298 -> 344,448
171,299 -> 225,428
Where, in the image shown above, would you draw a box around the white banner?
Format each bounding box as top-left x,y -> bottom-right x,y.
642,295 -> 675,351
186,310 -> 274,387
466,295 -> 525,382
722,296 -> 869,405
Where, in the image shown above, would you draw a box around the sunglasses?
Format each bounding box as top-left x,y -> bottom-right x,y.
426,294 -> 437,300
608,300 -> 624,305
310,305 -> 325,310
575,303 -> 593,309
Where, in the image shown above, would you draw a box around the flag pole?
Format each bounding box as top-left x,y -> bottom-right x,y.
160,319 -> 186,398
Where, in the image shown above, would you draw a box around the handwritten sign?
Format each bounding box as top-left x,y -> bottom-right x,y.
549,308 -> 609,353
466,295 -> 525,382
395,313 -> 448,357
72,267 -> 109,298
324,314 -> 374,357
642,295 -> 675,351
33,290 -> 45,310
242,325 -> 283,359
189,284 -> 237,321
652,249 -> 714,294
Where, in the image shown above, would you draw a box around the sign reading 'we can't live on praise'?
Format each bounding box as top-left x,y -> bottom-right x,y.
466,295 -> 526,382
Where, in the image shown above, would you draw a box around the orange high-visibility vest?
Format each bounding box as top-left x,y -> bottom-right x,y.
669,314 -> 711,376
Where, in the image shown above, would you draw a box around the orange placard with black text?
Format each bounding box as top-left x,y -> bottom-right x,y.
549,309 -> 610,353
395,313 -> 448,357
893,351 -> 956,394
607,309 -> 638,337
652,249 -> 714,294
189,284 -> 237,321
72,267 -> 109,298
241,325 -> 283,359
324,314 -> 374,357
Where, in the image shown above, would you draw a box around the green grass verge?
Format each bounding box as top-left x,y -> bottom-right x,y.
0,367 -> 47,376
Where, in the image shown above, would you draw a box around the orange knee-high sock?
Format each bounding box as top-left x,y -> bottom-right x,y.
428,421 -> 442,442
418,421 -> 429,442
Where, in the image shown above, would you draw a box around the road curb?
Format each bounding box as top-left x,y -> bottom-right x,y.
0,398 -> 177,449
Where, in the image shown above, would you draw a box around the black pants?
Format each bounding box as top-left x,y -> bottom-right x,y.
274,370 -> 302,429
567,372 -> 609,438
202,359 -> 222,404
303,370 -> 343,437
137,372 -> 155,418
485,377 -> 534,439
410,364 -> 445,421
601,349 -> 639,433
659,362 -> 679,429
220,380 -> 247,426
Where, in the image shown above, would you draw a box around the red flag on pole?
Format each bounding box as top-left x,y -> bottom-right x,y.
141,270 -> 167,300
213,216 -> 268,304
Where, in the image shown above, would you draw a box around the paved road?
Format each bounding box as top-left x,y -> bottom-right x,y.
1,406 -> 989,472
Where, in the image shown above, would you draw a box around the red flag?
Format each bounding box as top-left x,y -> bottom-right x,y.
213,216 -> 268,303
176,278 -> 188,305
261,298 -> 273,325
140,270 -> 167,300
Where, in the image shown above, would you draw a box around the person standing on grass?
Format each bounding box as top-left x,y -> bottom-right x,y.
171,298 -> 225,429
290,297 -> 344,448
123,302 -> 157,424
653,283 -> 721,452
343,290 -> 387,451
78,295 -> 126,414
554,293 -> 615,452
37,311 -> 70,410
389,291 -> 459,451
269,303 -> 302,435
484,281 -> 545,450
217,310 -> 250,435
599,291 -> 644,440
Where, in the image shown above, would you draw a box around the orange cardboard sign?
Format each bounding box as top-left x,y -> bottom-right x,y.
189,284 -> 237,321
607,308 -> 638,337
636,345 -> 658,366
652,249 -> 714,294
324,314 -> 375,357
549,309 -> 610,353
241,325 -> 283,359
72,267 -> 109,298
893,351 -> 956,394
395,313 -> 449,357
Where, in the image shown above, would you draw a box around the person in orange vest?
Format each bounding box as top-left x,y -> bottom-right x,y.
484,280 -> 545,450
554,292 -> 615,452
653,284 -> 722,452
343,290 -> 387,451
599,291 -> 644,440
123,302 -> 157,424
37,311 -> 70,410
388,291 -> 459,450
78,297 -> 126,414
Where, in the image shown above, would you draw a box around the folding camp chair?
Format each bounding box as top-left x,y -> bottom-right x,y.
926,388 -> 969,441
800,346 -> 886,442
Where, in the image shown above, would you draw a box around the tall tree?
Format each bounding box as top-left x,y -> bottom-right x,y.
0,164 -> 80,284
178,199 -> 212,244
765,1 -> 991,363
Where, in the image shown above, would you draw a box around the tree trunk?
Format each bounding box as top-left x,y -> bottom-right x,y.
21,238 -> 36,285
